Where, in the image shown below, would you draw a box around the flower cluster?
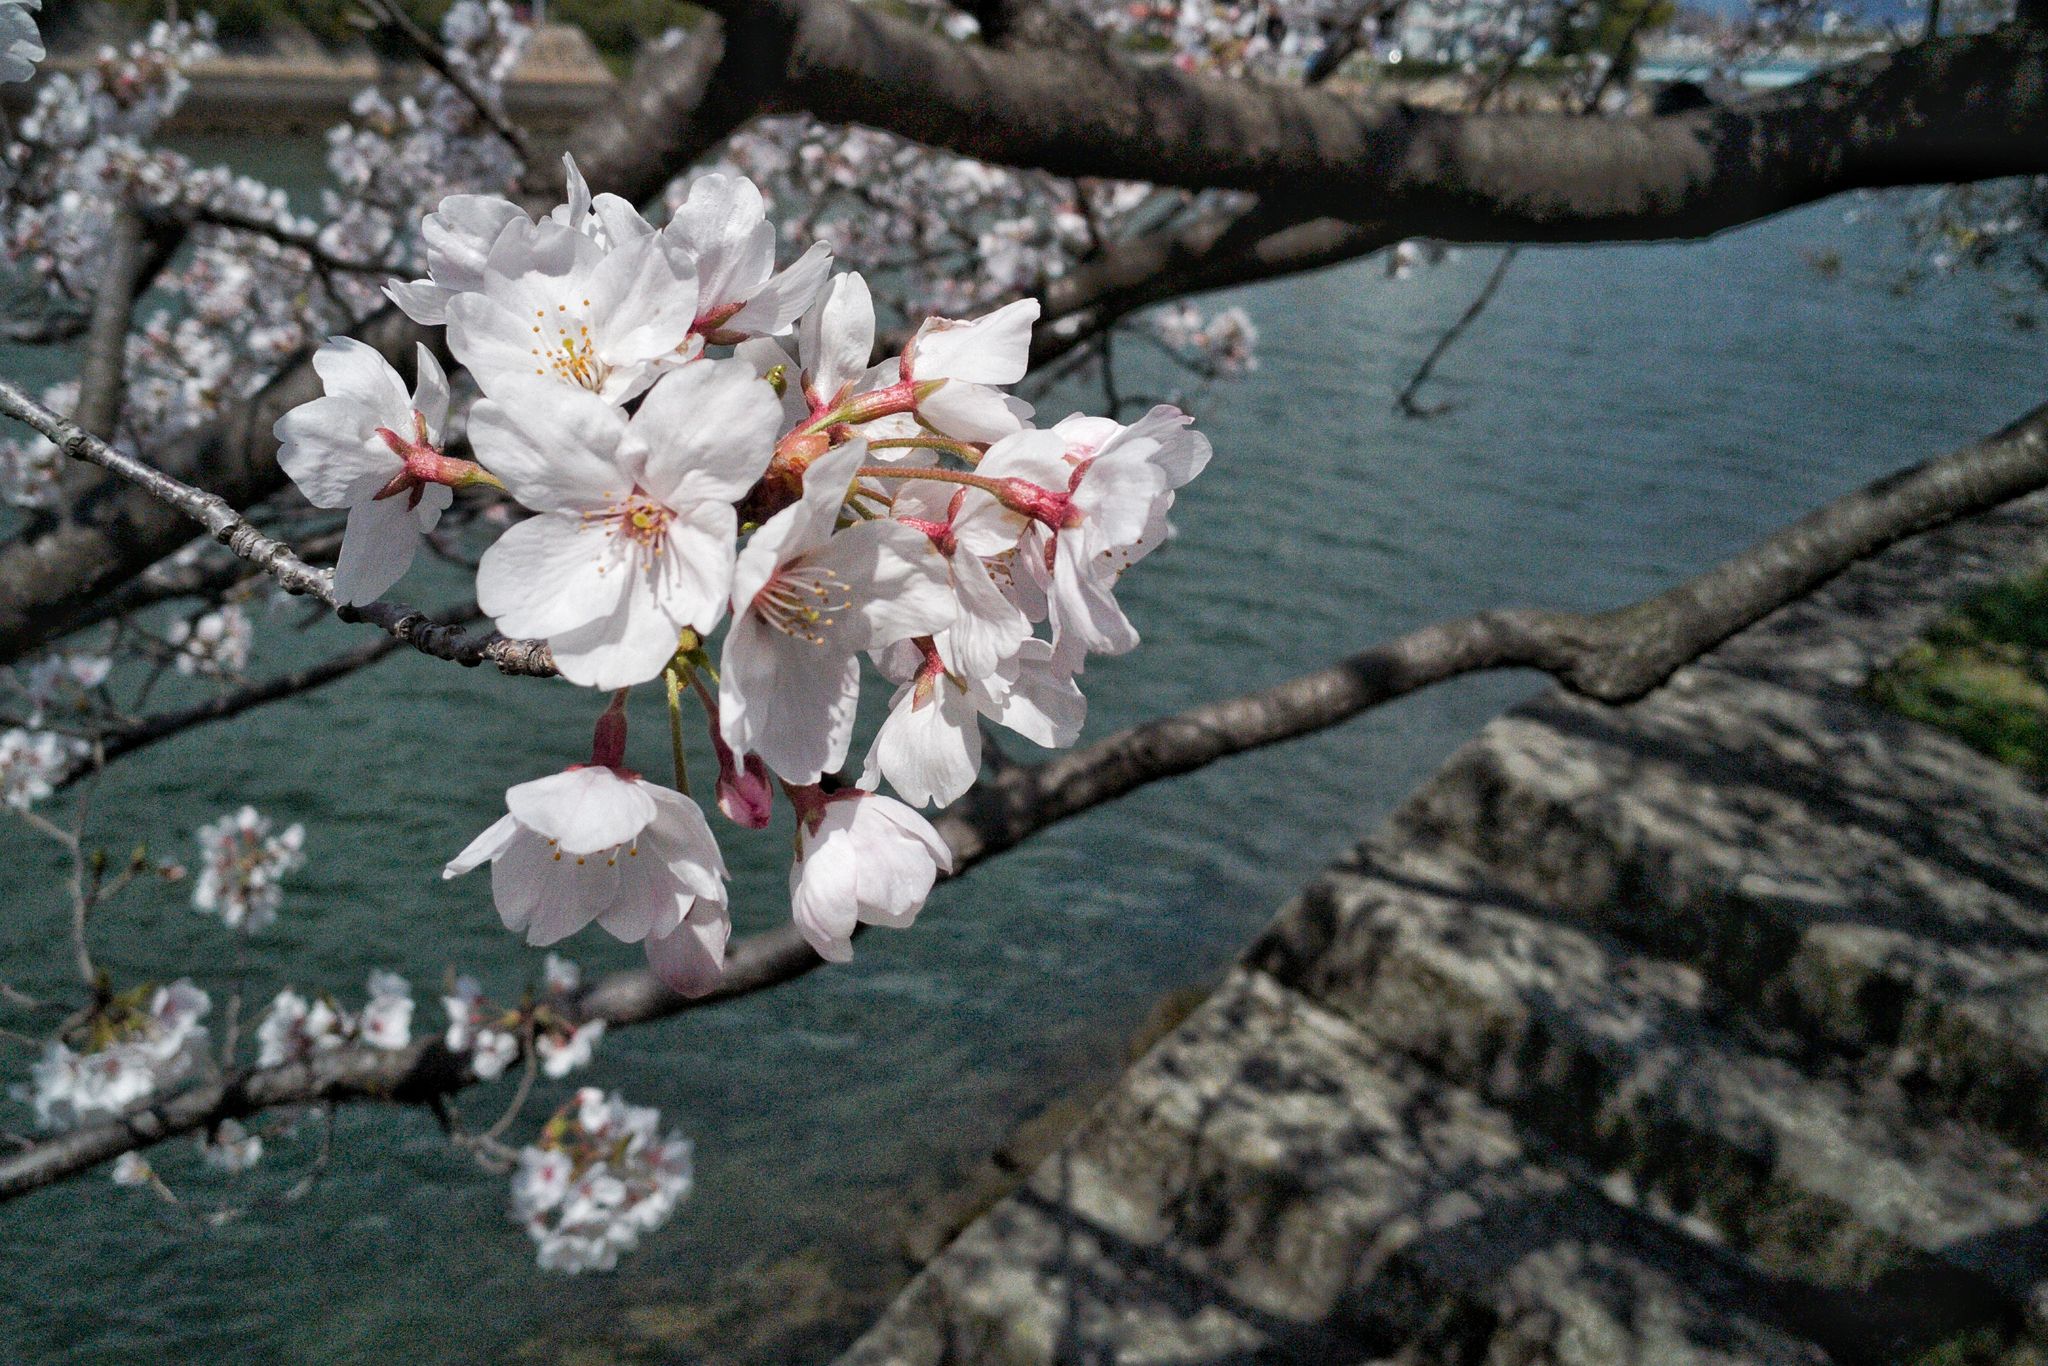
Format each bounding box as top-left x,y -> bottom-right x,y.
167,604 -> 252,677
1154,303 -> 1261,376
268,159 -> 1209,986
441,956 -> 605,1080
255,971 -> 414,1067
192,805 -> 306,932
12,980 -> 209,1130
512,1088 -> 693,1273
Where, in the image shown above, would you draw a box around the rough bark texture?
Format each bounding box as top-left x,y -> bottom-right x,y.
835,435 -> 2048,1366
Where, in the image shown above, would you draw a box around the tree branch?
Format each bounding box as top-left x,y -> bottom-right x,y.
4,398 -> 2042,1201
0,377 -> 558,678
355,0 -> 534,167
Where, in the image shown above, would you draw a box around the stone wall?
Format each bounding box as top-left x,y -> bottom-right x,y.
836,492 -> 2048,1365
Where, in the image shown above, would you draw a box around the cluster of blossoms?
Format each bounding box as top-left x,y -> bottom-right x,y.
442,954 -> 605,1080
255,971 -> 414,1067
192,805 -> 306,932
512,1088 -> 693,1273
12,980 -> 209,1130
1154,303 -> 1262,376
166,603 -> 253,677
272,157 -> 1209,986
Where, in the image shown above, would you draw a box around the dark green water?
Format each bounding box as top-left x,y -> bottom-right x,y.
2,143 -> 2043,1363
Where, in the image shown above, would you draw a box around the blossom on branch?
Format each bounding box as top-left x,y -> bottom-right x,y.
514,1087 -> 693,1273
193,805 -> 305,933
787,788 -> 952,963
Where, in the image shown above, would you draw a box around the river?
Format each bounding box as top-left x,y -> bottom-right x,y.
1,137 -> 2043,1363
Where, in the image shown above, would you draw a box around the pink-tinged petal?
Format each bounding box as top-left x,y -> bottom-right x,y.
799,273 -> 874,404
587,233 -> 698,362
748,642 -> 861,786
1073,446 -> 1169,551
521,853 -> 621,947
594,856 -> 681,943
1115,404 -> 1210,487
466,389 -> 630,513
544,566 -> 693,691
724,241 -> 831,337
1050,547 -> 1139,660
729,439 -> 867,611
631,360 -> 780,506
413,482 -> 455,533
445,812 -> 520,878
333,492 -> 423,607
506,767 -> 658,855
918,379 -> 1025,444
911,298 -> 1039,384
642,785 -> 730,898
488,828 -> 550,935
645,907 -> 731,997
477,513 -> 630,642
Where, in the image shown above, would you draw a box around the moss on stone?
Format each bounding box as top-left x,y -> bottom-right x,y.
1871,564 -> 2048,777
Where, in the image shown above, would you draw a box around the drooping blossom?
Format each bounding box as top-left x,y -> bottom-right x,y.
443,764 -> 732,994
788,789 -> 953,963
444,978 -> 519,1081
273,340 -> 454,607
720,440 -> 955,785
0,727 -> 87,808
193,805 -> 306,933
542,953 -> 581,997
862,636 -> 1084,808
885,479 -> 1032,679
167,604 -> 252,677
471,362 -> 781,689
513,1088 -> 693,1273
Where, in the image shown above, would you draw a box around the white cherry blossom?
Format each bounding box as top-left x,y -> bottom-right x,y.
273,339 -> 454,607
360,971 -> 414,1051
537,1020 -> 605,1078
788,789 -> 953,962
471,360 -> 781,689
193,805 -> 305,933
719,440 -> 955,785
447,215 -> 699,406
443,765 -> 732,992
168,604 -> 252,677
0,727 -> 86,808
861,636 -> 1084,808
886,479 -> 1032,679
256,989 -> 343,1067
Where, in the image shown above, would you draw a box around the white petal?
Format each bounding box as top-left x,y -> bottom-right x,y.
866,678 -> 979,807
411,344 -> 450,437
631,360 -> 781,506
476,514 -> 629,642
466,389 -> 630,513
273,395 -> 400,509
789,836 -> 860,963
444,812 -> 521,878
799,273 -> 874,404
545,560 -> 693,691
310,336 -> 412,413
644,910 -> 731,997
911,298 -> 1038,384
587,233 -> 698,364
919,380 -> 1025,444
507,767 -> 658,855
723,241 -> 832,337
333,492 -> 423,606
809,520 -> 955,651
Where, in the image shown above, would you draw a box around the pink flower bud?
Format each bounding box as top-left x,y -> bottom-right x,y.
714,742 -> 774,830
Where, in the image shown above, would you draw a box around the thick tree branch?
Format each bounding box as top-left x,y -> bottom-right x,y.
5,399 -> 2042,1201
699,0 -> 2048,233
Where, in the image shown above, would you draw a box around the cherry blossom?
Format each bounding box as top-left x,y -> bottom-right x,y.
443,764 -> 731,989
273,340 -> 456,607
0,727 -> 87,808
444,978 -> 519,1080
199,1118 -> 263,1174
359,971 -> 415,1051
862,636 -> 1084,808
255,989 -> 344,1068
904,298 -> 1039,442
193,805 -> 306,933
12,981 -> 210,1129
471,361 -> 781,689
446,216 -> 699,406
885,479 -> 1033,679
720,440 -> 954,785
537,1020 -> 606,1078
167,604 -> 252,677
514,1088 -> 694,1273
787,788 -> 953,962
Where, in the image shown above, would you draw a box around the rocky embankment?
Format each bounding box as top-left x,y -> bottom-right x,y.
838,489 -> 2048,1364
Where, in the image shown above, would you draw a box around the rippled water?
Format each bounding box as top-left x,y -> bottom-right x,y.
1,141 -> 2042,1363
